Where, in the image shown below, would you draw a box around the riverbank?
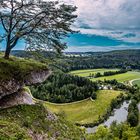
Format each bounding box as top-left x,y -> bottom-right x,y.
86,100 -> 130,133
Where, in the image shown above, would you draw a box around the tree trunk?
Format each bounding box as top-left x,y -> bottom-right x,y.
4,47 -> 11,59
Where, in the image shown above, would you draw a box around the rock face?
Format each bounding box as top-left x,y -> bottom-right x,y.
0,69 -> 51,108
0,79 -> 23,99
24,70 -> 51,85
0,89 -> 34,108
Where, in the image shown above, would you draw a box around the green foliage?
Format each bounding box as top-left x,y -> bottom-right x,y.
0,104 -> 84,139
86,123 -> 140,140
93,69 -> 127,78
30,71 -> 98,103
51,50 -> 140,72
127,100 -> 139,126
0,121 -> 31,140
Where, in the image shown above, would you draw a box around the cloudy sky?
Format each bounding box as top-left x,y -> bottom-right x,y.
0,0 -> 140,52
63,0 -> 140,52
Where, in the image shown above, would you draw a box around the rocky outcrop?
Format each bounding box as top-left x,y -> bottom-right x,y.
24,70 -> 51,85
0,70 -> 51,99
0,79 -> 23,99
0,89 -> 34,108
0,69 -> 51,108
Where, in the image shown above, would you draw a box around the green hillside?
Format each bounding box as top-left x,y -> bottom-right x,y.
44,90 -> 122,125
0,55 -> 48,80
0,104 -> 84,140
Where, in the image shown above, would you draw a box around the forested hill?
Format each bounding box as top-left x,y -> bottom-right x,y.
53,49 -> 140,72
10,49 -> 140,72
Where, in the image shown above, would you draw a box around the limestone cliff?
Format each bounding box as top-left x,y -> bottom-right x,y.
0,56 -> 51,108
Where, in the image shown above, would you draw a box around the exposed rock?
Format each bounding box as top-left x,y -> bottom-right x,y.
46,109 -> 58,121
25,70 -> 52,85
0,69 -> 51,100
0,89 -> 34,108
28,129 -> 48,140
0,79 -> 23,99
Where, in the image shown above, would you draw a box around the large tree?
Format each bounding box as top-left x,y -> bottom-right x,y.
0,0 -> 77,59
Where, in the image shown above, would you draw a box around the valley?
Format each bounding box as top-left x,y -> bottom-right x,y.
0,51 -> 140,139
44,90 -> 123,125
0,0 -> 140,139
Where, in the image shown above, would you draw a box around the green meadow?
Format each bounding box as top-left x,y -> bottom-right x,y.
91,71 -> 140,83
70,68 -> 119,77
70,69 -> 140,83
132,79 -> 140,87
44,90 -> 122,125
43,69 -> 140,125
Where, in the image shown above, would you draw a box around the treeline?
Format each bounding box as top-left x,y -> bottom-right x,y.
52,50 -> 140,72
127,100 -> 139,127
127,86 -> 140,127
99,79 -> 138,94
87,123 -> 140,140
89,69 -> 127,78
30,72 -> 98,103
11,50 -> 140,72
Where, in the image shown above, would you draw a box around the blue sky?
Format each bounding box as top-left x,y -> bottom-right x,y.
0,0 -> 140,52
64,0 -> 140,52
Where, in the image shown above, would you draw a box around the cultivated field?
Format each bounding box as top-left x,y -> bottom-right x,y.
91,71 -> 140,83
70,68 -> 119,77
70,69 -> 140,83
44,90 -> 122,125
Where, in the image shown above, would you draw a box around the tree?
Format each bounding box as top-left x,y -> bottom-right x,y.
0,0 -> 77,59
127,112 -> 138,127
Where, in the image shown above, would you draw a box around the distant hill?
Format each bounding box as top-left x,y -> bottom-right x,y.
8,49 -> 140,72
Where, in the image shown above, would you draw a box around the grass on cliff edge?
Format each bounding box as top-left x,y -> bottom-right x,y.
44,90 -> 123,125
0,54 -> 48,80
0,104 -> 84,140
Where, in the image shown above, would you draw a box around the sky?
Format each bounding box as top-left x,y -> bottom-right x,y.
64,0 -> 140,52
0,0 -> 140,52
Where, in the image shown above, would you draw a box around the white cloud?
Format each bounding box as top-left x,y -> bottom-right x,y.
61,0 -> 140,43
63,0 -> 140,29
65,45 -> 140,52
46,0 -> 140,45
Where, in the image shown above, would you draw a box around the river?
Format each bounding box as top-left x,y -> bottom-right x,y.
86,101 -> 131,133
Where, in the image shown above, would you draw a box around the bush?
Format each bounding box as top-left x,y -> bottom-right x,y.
127,99 -> 139,127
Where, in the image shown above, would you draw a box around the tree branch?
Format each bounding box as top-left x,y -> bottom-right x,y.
0,16 -> 8,32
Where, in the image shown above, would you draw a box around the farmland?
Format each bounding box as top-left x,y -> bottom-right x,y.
70,69 -> 140,83
44,90 -> 122,125
70,68 -> 119,77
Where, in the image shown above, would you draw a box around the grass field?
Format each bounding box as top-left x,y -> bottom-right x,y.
132,79 -> 140,87
70,69 -> 140,83
90,71 -> 140,83
44,90 -> 122,125
70,68 -> 119,77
